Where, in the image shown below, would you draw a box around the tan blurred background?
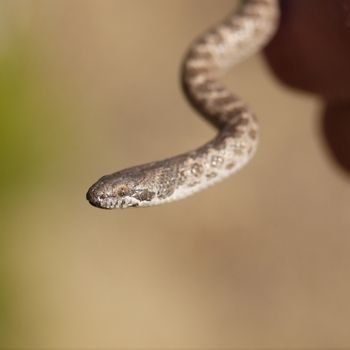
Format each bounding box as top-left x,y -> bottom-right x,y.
1,0 -> 350,348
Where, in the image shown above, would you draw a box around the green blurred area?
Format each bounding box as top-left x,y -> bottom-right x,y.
0,36 -> 67,344
0,40 -> 41,344
0,42 -> 51,206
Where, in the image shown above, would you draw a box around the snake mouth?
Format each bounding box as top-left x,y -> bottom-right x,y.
86,186 -> 141,209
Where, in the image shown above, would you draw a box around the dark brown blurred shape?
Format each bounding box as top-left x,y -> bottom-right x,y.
265,0 -> 350,172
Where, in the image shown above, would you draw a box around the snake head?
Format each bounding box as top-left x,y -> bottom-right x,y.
86,169 -> 157,209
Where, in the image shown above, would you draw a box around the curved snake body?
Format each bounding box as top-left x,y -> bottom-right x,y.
87,0 -> 280,209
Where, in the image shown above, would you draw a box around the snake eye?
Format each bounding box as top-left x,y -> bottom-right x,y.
117,185 -> 129,197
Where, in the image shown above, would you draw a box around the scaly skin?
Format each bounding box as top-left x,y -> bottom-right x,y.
87,0 -> 280,209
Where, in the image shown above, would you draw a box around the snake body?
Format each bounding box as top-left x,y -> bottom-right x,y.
87,0 -> 280,209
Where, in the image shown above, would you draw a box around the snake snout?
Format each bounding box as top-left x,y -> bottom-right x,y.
86,185 -> 102,208
86,181 -> 116,209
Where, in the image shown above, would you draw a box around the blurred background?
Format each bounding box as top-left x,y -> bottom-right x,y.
1,0 -> 350,348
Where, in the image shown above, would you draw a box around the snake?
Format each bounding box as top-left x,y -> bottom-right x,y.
86,0 -> 280,209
